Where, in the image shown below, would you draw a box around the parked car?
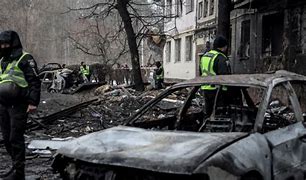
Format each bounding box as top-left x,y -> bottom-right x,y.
39,69 -> 80,93
39,63 -> 62,74
52,70 -> 306,180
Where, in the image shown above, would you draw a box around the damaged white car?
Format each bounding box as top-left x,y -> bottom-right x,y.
52,70 -> 306,180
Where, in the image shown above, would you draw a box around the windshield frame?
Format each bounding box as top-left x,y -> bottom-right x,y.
126,83 -> 268,133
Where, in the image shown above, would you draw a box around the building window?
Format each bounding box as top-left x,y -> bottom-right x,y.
209,0 -> 214,16
175,38 -> 181,62
186,0 -> 194,14
204,0 -> 208,17
229,25 -> 232,55
166,0 -> 172,16
198,2 -> 203,19
262,13 -> 284,56
166,41 -> 171,62
185,35 -> 193,61
239,20 -> 251,59
176,0 -> 182,17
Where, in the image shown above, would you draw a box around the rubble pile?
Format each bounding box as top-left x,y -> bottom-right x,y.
0,85 -> 160,179
90,93 -> 154,128
29,86 -> 157,136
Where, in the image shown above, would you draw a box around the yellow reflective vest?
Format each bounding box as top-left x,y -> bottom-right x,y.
80,65 -> 90,76
156,67 -> 164,80
0,52 -> 29,88
200,50 -> 227,90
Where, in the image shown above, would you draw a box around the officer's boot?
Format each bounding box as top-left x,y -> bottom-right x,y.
3,163 -> 25,180
0,167 -> 14,178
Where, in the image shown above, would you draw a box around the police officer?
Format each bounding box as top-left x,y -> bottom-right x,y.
154,61 -> 164,89
80,61 -> 90,83
0,31 -> 41,180
203,41 -> 211,54
200,36 -> 231,116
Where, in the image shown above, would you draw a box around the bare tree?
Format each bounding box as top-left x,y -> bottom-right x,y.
67,0 -> 172,91
117,0 -> 144,90
68,18 -> 128,65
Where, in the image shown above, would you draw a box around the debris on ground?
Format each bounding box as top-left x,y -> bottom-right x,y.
95,84 -> 112,95
0,85 -> 163,179
28,137 -> 75,151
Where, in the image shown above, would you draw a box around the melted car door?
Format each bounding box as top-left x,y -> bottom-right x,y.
264,82 -> 306,180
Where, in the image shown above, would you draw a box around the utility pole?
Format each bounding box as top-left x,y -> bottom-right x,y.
217,0 -> 231,39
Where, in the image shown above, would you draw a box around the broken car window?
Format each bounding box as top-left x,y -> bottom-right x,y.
263,84 -> 297,132
186,85 -> 264,133
134,88 -> 191,129
290,81 -> 306,113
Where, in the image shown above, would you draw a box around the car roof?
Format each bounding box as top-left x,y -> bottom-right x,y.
56,126 -> 247,174
174,70 -> 306,88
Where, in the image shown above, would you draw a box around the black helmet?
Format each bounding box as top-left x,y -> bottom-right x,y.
155,61 -> 162,68
0,31 -> 23,49
213,36 -> 228,49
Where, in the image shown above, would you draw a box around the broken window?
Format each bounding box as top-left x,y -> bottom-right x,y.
175,0 -> 182,17
133,88 -> 191,130
185,35 -> 193,61
198,1 -> 203,19
262,13 -> 284,56
165,41 -> 171,62
183,86 -> 263,132
263,83 -> 297,132
203,0 -> 208,18
209,0 -> 214,16
239,20 -> 250,59
175,38 -> 181,62
186,0 -> 194,13
40,72 -> 54,82
228,25 -> 232,55
290,81 -> 306,113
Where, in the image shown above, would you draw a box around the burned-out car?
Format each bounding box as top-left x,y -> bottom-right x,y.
39,62 -> 62,73
52,70 -> 306,180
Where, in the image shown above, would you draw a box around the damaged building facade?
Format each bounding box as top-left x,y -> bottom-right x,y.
229,0 -> 306,74
163,0 -> 306,81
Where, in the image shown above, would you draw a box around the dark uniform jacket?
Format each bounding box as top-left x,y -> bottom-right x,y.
199,49 -> 231,76
0,31 -> 41,106
155,66 -> 164,79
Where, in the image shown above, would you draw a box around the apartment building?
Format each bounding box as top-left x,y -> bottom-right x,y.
163,0 -> 197,81
231,0 -> 306,75
163,0 -> 221,80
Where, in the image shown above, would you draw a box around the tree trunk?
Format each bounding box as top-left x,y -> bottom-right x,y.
217,0 -> 231,40
117,0 -> 144,91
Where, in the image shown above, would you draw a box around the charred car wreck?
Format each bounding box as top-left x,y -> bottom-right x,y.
52,70 -> 306,180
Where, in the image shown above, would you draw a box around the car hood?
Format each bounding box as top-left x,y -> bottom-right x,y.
56,126 -> 247,174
